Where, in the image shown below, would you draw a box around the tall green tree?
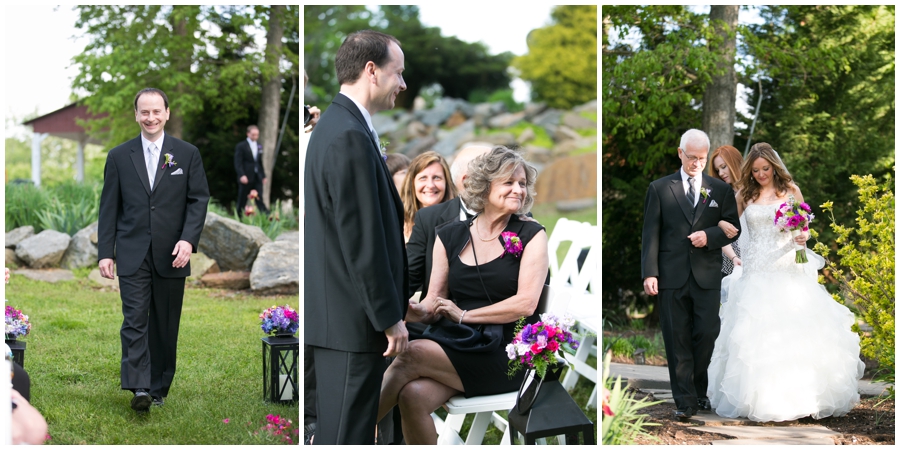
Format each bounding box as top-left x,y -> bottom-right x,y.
303,5 -> 512,110
514,5 -> 597,109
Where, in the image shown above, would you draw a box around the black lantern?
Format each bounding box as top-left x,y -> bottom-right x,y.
508,378 -> 595,444
261,336 -> 299,404
5,337 -> 25,368
633,347 -> 646,365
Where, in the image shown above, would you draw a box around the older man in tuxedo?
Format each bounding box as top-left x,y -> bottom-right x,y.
234,124 -> 268,216
98,88 -> 209,413
641,128 -> 739,421
304,30 -> 409,444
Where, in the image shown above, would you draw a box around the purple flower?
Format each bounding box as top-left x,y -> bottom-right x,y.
500,232 -> 523,258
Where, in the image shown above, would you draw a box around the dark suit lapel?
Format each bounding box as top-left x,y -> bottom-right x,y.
667,176 -> 694,223
334,93 -> 380,157
130,138 -> 152,196
442,197 -> 463,224
692,176 -> 711,225
151,137 -> 175,193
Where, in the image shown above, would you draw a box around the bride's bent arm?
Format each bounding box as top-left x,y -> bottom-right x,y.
704,188 -> 741,250
407,236 -> 452,324
456,230 -> 549,325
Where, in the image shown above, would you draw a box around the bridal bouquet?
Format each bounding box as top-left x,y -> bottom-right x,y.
506,312 -> 579,379
774,195 -> 814,263
5,305 -> 31,340
259,304 -> 299,336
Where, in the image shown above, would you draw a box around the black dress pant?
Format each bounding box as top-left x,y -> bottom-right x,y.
658,272 -> 720,410
117,246 -> 185,398
304,344 -> 316,426
237,176 -> 267,216
313,346 -> 385,445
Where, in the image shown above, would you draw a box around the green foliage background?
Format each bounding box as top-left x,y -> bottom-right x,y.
602,5 -> 895,320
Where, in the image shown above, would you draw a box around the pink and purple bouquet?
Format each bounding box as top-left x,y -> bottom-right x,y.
774,195 -> 814,263
5,305 -> 31,340
260,304 -> 299,336
506,312 -> 579,379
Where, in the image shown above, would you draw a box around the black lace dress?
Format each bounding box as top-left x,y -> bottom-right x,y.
418,215 -> 544,397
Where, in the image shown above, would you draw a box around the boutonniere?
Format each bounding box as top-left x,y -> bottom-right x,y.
161,153 -> 177,169
700,187 -> 711,204
500,231 -> 523,258
257,143 -> 262,151
379,140 -> 390,161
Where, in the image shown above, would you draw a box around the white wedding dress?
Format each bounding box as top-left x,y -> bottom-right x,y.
708,203 -> 864,422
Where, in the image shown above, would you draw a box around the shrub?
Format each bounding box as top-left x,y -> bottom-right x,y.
601,351 -> 662,444
37,183 -> 102,236
813,173 -> 894,397
6,182 -> 50,232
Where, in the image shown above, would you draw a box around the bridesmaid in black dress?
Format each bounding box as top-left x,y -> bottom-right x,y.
376,146 -> 549,444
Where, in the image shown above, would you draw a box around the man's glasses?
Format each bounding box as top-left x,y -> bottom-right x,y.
681,149 -> 707,165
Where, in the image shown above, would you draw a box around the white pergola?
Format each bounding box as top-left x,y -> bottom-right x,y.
21,103 -> 105,187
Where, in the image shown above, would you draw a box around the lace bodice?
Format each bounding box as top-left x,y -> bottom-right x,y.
740,203 -> 807,276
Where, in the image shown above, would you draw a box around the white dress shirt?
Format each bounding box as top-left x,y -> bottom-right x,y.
680,167 -> 700,207
141,132 -> 165,187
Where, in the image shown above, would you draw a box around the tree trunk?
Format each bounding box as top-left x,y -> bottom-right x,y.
168,8 -> 190,139
702,5 -> 738,155
260,5 -> 284,208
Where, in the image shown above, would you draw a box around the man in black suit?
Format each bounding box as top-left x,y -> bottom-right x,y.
641,129 -> 739,420
304,30 -> 409,445
234,125 -> 268,216
98,88 -> 210,413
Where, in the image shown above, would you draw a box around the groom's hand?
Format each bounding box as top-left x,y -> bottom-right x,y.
384,320 -> 409,357
99,258 -> 116,279
688,231 -> 708,247
643,277 -> 658,296
172,240 -> 193,268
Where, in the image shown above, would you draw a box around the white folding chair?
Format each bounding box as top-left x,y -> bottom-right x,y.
432,285 -> 570,445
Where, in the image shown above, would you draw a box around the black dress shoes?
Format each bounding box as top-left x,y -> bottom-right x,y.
151,396 -> 164,407
673,406 -> 696,421
131,390 -> 152,412
698,398 -> 712,412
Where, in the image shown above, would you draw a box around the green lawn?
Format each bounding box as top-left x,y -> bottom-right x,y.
8,273 -> 299,444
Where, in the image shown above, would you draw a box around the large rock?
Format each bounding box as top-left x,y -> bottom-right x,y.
532,108 -> 564,138
561,111 -> 597,130
275,230 -> 299,243
15,230 -> 71,268
399,135 -> 439,159
431,120 -> 476,158
478,132 -> 517,147
472,101 -> 507,127
419,98 -> 473,126
198,212 -> 271,271
250,240 -> 299,295
61,222 -> 99,269
572,99 -> 598,113
522,102 -> 549,121
6,248 -> 23,268
188,252 -> 220,280
534,152 -> 597,205
14,268 -> 75,283
6,226 -> 34,248
488,111 -> 526,129
88,268 -> 119,290
201,271 -> 251,290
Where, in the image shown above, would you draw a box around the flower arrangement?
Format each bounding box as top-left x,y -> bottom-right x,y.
500,231 -> 523,258
700,187 -> 711,204
506,312 -> 579,379
225,414 -> 298,445
774,195 -> 815,263
6,305 -> 31,340
161,152 -> 177,169
260,304 -> 299,336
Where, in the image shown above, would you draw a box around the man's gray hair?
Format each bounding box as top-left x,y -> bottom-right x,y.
679,129 -> 710,151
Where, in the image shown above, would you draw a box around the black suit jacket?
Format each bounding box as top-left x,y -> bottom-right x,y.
641,171 -> 739,290
304,93 -> 408,353
234,140 -> 265,183
407,197 -> 464,300
98,134 -> 210,278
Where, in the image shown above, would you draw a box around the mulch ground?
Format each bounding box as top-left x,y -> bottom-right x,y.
630,391 -> 895,445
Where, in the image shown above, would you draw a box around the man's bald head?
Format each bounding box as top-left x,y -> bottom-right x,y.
450,143 -> 492,192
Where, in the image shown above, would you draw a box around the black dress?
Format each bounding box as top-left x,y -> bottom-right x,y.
421,215 -> 544,398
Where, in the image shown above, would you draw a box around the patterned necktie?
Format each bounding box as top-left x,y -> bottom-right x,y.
147,143 -> 159,188
686,176 -> 695,207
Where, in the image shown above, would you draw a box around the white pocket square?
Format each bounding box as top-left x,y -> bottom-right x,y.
170,168 -> 184,175
709,199 -> 719,208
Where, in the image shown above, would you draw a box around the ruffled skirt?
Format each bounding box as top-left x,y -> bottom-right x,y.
708,268 -> 864,422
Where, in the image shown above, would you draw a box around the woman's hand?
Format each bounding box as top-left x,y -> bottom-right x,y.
406,299 -> 433,323
434,297 -> 465,324
718,220 -> 738,239
732,257 -> 742,266
794,230 -> 810,245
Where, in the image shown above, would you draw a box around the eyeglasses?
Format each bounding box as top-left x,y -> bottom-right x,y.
681,149 -> 707,165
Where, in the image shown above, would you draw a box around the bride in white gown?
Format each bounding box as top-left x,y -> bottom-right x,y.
707,143 -> 864,422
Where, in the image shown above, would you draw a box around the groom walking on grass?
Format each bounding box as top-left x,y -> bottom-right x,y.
98,87 -> 210,413
641,129 -> 739,421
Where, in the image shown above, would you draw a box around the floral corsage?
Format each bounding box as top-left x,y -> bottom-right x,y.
500,231 -> 523,258
700,187 -> 711,204
161,153 -> 177,169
